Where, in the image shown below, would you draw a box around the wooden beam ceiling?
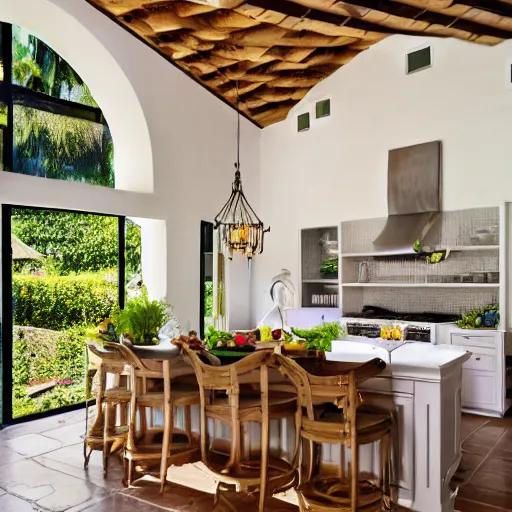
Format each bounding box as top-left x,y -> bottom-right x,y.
86,0 -> 512,127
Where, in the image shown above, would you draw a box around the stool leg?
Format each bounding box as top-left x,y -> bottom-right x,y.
84,443 -> 93,470
259,365 -> 269,512
103,402 -> 110,477
160,361 -> 172,493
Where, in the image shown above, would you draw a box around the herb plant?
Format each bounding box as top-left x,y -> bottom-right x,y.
291,322 -> 344,352
112,292 -> 170,345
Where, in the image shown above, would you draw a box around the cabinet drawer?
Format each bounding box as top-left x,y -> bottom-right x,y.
451,333 -> 496,350
463,352 -> 495,372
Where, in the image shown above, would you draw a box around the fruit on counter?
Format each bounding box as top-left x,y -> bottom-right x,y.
216,340 -> 226,348
283,342 -> 306,351
235,334 -> 247,346
259,326 -> 273,342
272,329 -> 282,341
413,240 -> 422,253
227,340 -> 236,348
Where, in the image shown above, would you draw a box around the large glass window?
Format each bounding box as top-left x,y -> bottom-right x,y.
0,23 -> 114,187
14,105 -> 113,186
12,26 -> 98,107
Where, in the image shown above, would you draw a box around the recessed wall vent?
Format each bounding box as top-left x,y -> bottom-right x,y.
316,99 -> 331,118
406,46 -> 432,75
297,112 -> 310,132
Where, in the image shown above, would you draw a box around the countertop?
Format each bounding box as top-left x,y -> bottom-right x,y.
328,340 -> 471,381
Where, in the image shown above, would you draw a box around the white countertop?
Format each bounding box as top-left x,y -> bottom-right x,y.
328,340 -> 471,381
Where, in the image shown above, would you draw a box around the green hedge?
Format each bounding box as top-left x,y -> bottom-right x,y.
13,274 -> 117,331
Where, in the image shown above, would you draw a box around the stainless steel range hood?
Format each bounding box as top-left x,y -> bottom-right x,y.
373,141 -> 442,251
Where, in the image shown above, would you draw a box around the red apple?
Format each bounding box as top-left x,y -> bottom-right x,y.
234,334 -> 247,346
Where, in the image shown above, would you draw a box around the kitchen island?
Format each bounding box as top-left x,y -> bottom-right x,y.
328,340 -> 471,512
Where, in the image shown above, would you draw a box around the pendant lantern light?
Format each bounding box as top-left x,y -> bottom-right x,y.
214,85 -> 270,260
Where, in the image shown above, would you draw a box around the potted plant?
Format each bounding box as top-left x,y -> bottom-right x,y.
111,292 -> 170,345
320,258 -> 338,279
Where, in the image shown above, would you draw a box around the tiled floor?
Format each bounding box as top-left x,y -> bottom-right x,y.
0,410 -> 511,511
453,414 -> 512,512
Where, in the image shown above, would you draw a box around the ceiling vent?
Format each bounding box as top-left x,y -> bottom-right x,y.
406,46 -> 432,75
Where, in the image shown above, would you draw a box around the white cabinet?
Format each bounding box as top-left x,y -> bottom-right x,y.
448,329 -> 507,417
462,371 -> 496,408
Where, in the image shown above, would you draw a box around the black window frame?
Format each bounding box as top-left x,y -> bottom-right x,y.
0,22 -> 109,177
0,23 -> 121,426
1,204 -> 127,426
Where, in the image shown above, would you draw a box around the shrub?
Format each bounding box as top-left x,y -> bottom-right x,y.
12,209 -> 141,275
13,273 -> 117,331
12,326 -> 88,388
12,325 -> 89,419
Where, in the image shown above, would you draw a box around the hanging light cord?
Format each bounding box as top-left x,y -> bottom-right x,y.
236,81 -> 240,174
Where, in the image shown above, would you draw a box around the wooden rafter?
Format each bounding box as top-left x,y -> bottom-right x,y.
86,0 -> 512,127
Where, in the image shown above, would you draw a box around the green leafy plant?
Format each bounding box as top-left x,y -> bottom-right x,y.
457,304 -> 499,329
291,322 -> 344,352
320,258 -> 338,277
205,325 -> 234,349
112,292 -> 170,345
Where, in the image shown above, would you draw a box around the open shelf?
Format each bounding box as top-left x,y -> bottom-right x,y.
342,283 -> 499,288
341,246 -> 500,258
303,279 -> 339,284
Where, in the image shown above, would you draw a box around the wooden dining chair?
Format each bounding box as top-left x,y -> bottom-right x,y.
293,357 -> 394,512
181,345 -> 306,512
84,342 -> 131,476
107,342 -> 200,492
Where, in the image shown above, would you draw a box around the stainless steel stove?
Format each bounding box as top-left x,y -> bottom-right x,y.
343,306 -> 459,348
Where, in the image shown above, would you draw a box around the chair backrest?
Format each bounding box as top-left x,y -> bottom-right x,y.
182,345 -> 273,395
292,357 -> 387,419
87,341 -> 127,372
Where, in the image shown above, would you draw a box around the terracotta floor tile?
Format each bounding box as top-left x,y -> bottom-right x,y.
452,452 -> 485,485
455,497 -> 512,512
465,425 -> 507,446
461,415 -> 489,441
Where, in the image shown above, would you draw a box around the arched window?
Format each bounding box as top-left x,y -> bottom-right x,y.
0,23 -> 114,187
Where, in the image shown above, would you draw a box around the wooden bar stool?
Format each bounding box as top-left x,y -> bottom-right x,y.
294,357 -> 394,512
111,343 -> 200,492
182,346 -> 305,512
84,342 -> 131,476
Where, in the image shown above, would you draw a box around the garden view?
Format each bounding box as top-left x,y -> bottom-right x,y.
11,208 -> 141,419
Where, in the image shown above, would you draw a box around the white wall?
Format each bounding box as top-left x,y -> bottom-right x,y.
0,0 -> 260,329
252,35 -> 512,325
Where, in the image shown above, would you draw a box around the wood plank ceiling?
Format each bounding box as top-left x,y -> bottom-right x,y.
87,1 -> 512,127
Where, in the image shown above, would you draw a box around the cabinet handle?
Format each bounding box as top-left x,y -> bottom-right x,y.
475,357 -> 481,361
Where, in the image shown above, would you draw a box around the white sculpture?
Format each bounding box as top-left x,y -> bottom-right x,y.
258,269 -> 295,331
